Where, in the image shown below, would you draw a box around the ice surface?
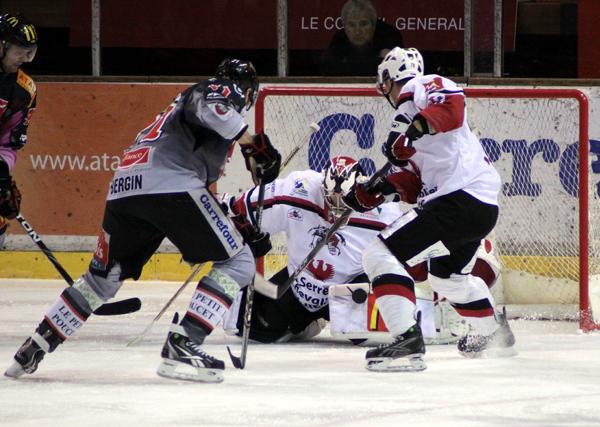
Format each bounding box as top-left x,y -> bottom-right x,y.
2,279 -> 600,427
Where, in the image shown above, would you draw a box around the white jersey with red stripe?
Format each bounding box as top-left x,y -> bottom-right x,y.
392,74 -> 501,206
234,169 -> 406,312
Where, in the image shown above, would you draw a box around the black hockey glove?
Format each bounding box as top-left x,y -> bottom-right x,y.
0,177 -> 21,219
404,114 -> 430,142
231,214 -> 272,258
0,161 -> 21,219
240,132 -> 282,185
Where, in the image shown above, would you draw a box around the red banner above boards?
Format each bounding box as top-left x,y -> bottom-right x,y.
70,0 -> 516,52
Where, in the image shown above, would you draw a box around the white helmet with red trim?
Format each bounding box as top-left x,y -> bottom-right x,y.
322,156 -> 364,218
377,47 -> 424,87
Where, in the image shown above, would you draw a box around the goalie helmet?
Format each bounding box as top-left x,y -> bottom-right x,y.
377,47 -> 423,104
0,13 -> 37,48
215,58 -> 259,113
322,156 -> 364,218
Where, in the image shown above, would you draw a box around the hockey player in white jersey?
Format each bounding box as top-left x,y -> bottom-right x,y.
225,156 -> 500,345
343,47 -> 515,372
4,58 -> 281,382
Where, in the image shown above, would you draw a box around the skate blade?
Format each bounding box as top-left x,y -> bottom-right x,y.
4,361 -> 26,379
425,335 -> 460,345
365,354 -> 427,372
157,359 -> 224,383
460,346 -> 518,359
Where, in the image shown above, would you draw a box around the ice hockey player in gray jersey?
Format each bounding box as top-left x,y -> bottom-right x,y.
343,47 -> 516,372
4,58 -> 281,383
224,156 -> 500,345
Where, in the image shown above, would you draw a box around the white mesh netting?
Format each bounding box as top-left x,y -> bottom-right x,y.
255,86 -> 599,329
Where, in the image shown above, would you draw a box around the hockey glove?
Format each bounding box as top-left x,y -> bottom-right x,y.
372,168 -> 422,204
0,161 -> 21,219
231,214 -> 272,258
384,134 -> 415,166
8,124 -> 28,150
0,178 -> 21,219
383,114 -> 430,166
404,114 -> 430,142
241,132 -> 282,185
342,183 -> 384,213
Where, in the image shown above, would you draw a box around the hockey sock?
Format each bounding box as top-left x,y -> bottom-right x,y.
429,273 -> 498,336
450,298 -> 497,336
181,278 -> 233,343
371,273 -> 417,336
36,287 -> 93,351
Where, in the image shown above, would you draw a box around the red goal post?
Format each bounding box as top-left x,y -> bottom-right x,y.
254,86 -> 598,332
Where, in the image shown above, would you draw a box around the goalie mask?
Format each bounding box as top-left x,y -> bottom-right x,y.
322,156 -> 364,218
215,58 -> 259,113
377,47 -> 423,107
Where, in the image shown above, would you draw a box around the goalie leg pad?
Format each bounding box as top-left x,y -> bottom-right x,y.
328,284 -> 456,345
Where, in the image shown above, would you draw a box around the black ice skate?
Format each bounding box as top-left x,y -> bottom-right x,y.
365,323 -> 427,372
458,307 -> 517,358
4,333 -> 50,379
157,313 -> 225,383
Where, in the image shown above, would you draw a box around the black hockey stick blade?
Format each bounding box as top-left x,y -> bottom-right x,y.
93,297 -> 142,315
15,213 -> 142,316
227,346 -> 244,369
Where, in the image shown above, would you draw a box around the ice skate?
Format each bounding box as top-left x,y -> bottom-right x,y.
4,333 -> 49,379
157,313 -> 225,383
365,323 -> 427,372
458,307 -> 517,358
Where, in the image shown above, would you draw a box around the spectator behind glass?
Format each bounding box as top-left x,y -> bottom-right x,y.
320,0 -> 404,76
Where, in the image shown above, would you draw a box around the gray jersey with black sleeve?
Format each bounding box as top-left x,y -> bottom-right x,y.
106,79 -> 247,200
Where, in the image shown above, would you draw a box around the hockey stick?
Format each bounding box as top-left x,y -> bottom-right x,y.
271,162 -> 394,300
279,122 -> 320,173
15,213 -> 142,316
126,262 -> 204,347
227,179 -> 266,369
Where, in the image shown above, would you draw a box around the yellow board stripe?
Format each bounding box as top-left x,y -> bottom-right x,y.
0,251 -> 212,281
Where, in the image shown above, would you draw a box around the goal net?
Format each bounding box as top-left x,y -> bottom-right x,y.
254,86 -> 599,332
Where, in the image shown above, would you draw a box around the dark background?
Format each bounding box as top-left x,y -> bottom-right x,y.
4,0 -> 579,79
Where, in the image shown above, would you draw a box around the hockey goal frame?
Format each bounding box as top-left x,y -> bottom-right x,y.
254,86 -> 595,332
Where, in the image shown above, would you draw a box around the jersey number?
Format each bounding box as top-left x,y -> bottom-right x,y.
138,99 -> 177,143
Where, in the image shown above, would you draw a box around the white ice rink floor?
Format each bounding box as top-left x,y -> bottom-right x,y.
2,279 -> 600,427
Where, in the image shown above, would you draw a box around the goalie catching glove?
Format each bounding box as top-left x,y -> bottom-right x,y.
0,161 -> 21,219
231,214 -> 272,258
342,166 -> 422,212
241,132 -> 282,185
